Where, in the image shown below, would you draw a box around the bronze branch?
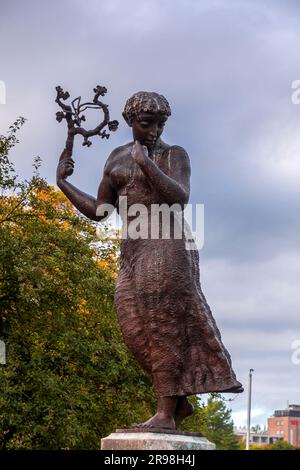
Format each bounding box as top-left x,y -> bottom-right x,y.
55,85 -> 119,175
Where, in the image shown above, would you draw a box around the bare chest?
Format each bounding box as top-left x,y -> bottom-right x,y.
110,147 -> 172,193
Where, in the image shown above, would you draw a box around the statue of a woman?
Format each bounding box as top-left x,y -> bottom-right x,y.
56,91 -> 243,430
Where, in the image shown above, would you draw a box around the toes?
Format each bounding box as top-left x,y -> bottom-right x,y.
135,421 -> 155,429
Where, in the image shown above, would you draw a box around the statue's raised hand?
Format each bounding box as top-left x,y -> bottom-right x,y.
131,140 -> 149,166
56,156 -> 75,183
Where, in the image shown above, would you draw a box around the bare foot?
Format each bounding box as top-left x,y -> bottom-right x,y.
175,397 -> 194,428
136,412 -> 176,430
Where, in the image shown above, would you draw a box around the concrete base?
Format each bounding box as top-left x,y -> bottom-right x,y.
101,428 -> 215,450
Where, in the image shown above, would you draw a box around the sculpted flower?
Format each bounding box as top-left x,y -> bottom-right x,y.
100,130 -> 109,139
108,120 -> 119,132
56,111 -> 65,123
56,86 -> 70,101
62,91 -> 70,100
93,85 -> 107,97
83,138 -> 92,147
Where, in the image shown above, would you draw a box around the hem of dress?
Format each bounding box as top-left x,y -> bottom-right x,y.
154,379 -> 243,398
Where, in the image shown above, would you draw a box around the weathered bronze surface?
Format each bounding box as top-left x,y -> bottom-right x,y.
56,89 -> 243,430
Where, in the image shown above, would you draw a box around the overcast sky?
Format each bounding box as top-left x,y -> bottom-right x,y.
1,0 -> 300,429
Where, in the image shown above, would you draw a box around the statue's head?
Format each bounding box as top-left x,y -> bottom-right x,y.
123,91 -> 171,150
123,91 -> 171,125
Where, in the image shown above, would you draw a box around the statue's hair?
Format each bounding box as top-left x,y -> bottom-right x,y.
123,91 -> 171,124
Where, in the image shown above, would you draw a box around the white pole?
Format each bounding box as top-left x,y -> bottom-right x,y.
246,369 -> 254,450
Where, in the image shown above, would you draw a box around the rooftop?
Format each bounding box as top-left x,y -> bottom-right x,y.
273,404 -> 300,418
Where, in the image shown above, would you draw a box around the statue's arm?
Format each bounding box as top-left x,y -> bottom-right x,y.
57,178 -> 99,221
56,153 -> 117,222
133,143 -> 191,207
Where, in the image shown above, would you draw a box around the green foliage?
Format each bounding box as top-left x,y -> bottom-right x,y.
0,117 -> 26,191
266,440 -> 297,450
251,424 -> 261,432
239,438 -> 298,451
0,120 -> 155,449
180,394 -> 239,450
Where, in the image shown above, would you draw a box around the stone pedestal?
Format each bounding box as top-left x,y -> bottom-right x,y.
101,428 -> 215,450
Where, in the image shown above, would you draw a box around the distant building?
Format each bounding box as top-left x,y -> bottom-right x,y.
234,427 -> 281,447
268,404 -> 300,447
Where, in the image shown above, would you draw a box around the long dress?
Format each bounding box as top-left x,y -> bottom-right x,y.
112,143 -> 242,398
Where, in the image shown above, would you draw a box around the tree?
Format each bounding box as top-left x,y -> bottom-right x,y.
0,117 -> 26,192
0,120 -> 155,449
251,424 -> 261,432
180,394 -> 239,450
239,438 -> 299,451
267,440 -> 297,450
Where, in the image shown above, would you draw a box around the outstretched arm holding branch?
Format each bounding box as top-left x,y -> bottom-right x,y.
55,85 -> 118,221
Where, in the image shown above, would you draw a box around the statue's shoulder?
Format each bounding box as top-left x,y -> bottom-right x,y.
165,145 -> 190,166
104,142 -> 132,173
168,145 -> 189,158
164,145 -> 191,175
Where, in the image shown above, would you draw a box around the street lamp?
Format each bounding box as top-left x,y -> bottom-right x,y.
246,368 -> 254,450
0,340 -> 6,365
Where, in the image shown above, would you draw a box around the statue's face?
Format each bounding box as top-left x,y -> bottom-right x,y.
131,112 -> 168,150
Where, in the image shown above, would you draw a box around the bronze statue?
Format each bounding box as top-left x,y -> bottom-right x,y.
56,88 -> 243,431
